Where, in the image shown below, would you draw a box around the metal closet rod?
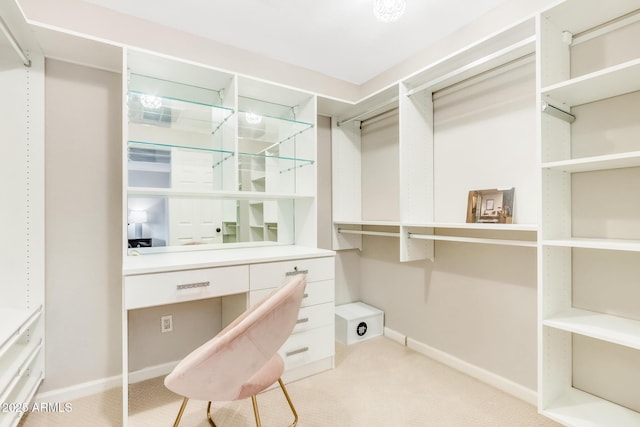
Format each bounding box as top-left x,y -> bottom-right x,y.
0,15 -> 31,67
337,228 -> 400,238
336,96 -> 399,127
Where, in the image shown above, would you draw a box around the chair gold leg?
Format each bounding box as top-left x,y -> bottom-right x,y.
172,397 -> 189,427
206,401 -> 218,427
251,395 -> 262,427
277,378 -> 299,427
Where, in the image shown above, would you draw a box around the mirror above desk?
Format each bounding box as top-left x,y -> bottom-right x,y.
124,50 -> 316,256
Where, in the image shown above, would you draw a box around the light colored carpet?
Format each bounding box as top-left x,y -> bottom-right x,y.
20,337 -> 560,426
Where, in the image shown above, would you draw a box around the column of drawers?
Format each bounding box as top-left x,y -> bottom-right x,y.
249,256 -> 335,378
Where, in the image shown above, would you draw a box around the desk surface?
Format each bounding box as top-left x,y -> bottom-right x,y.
123,245 -> 335,276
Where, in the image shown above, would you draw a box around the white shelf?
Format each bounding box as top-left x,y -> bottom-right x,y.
409,233 -> 537,248
403,17 -> 535,94
128,187 -> 314,200
406,35 -> 535,95
541,58 -> 640,107
405,222 -> 538,232
0,307 -> 41,357
544,308 -> 640,350
542,151 -> 640,173
333,220 -> 400,227
542,238 -> 640,252
543,387 -> 640,427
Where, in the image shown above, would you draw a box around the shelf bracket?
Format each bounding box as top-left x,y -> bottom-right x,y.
211,152 -> 235,169
211,111 -> 234,136
542,101 -> 575,123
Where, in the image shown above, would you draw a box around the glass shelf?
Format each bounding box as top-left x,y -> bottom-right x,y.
127,90 -> 234,136
127,141 -> 313,170
238,110 -> 313,146
128,140 -> 235,157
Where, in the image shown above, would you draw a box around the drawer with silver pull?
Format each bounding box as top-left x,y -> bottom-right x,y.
124,265 -> 249,309
291,302 -> 334,334
248,279 -> 335,307
249,256 -> 334,290
279,324 -> 334,371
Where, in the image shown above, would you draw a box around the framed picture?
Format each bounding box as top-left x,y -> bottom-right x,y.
465,187 -> 515,224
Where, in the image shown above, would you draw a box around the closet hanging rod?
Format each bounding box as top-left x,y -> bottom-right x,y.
407,232 -> 536,247
336,96 -> 399,127
0,16 -> 30,67
573,8 -> 640,45
337,228 -> 400,238
405,36 -> 535,98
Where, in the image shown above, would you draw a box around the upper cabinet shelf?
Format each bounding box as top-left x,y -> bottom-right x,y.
237,110 -> 314,147
127,86 -> 234,137
541,58 -> 640,107
542,151 -> 640,173
124,49 -> 317,253
403,17 -> 535,96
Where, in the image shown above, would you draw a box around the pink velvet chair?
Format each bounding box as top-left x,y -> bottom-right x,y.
164,274 -> 307,427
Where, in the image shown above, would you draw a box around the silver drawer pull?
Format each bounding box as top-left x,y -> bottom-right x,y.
285,268 -> 309,277
176,281 -> 210,290
286,347 -> 309,357
296,317 -> 309,324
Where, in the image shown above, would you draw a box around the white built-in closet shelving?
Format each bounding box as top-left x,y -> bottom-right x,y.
125,49 -> 317,249
538,0 -> 640,425
323,17 -> 538,262
0,2 -> 45,423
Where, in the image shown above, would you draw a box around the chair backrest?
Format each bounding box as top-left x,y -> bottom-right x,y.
164,274 -> 307,401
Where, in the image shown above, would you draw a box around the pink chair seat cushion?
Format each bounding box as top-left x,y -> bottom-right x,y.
164,275 -> 305,402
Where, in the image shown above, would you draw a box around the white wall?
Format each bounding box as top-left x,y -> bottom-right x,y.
33,0 -> 559,400
43,59 -> 123,392
339,59 -> 539,392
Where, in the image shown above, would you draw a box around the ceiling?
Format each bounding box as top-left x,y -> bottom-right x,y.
77,0 -> 510,85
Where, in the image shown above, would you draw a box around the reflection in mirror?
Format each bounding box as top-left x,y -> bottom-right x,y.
124,63 -> 308,255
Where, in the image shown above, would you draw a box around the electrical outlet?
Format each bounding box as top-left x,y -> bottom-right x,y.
161,315 -> 173,333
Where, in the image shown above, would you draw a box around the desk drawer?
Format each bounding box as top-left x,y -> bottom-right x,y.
250,256 -> 334,290
292,302 -> 334,334
279,324 -> 334,371
125,265 -> 248,309
249,279 -> 334,308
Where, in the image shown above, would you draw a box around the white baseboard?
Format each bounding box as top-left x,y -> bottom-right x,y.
383,326 -> 407,345
34,361 -> 179,403
35,374 -> 122,403
128,361 -> 178,384
406,337 -> 537,406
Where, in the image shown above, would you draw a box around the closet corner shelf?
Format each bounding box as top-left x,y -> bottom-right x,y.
541,151 -> 640,173
543,307 -> 640,350
127,187 -> 315,200
543,387 -> 640,427
541,57 -> 640,107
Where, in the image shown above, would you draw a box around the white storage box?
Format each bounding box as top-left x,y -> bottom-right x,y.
335,302 -> 384,345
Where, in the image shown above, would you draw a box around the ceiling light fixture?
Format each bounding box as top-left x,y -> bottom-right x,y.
373,0 -> 406,23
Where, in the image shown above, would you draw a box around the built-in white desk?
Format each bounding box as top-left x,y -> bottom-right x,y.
122,245 -> 335,426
